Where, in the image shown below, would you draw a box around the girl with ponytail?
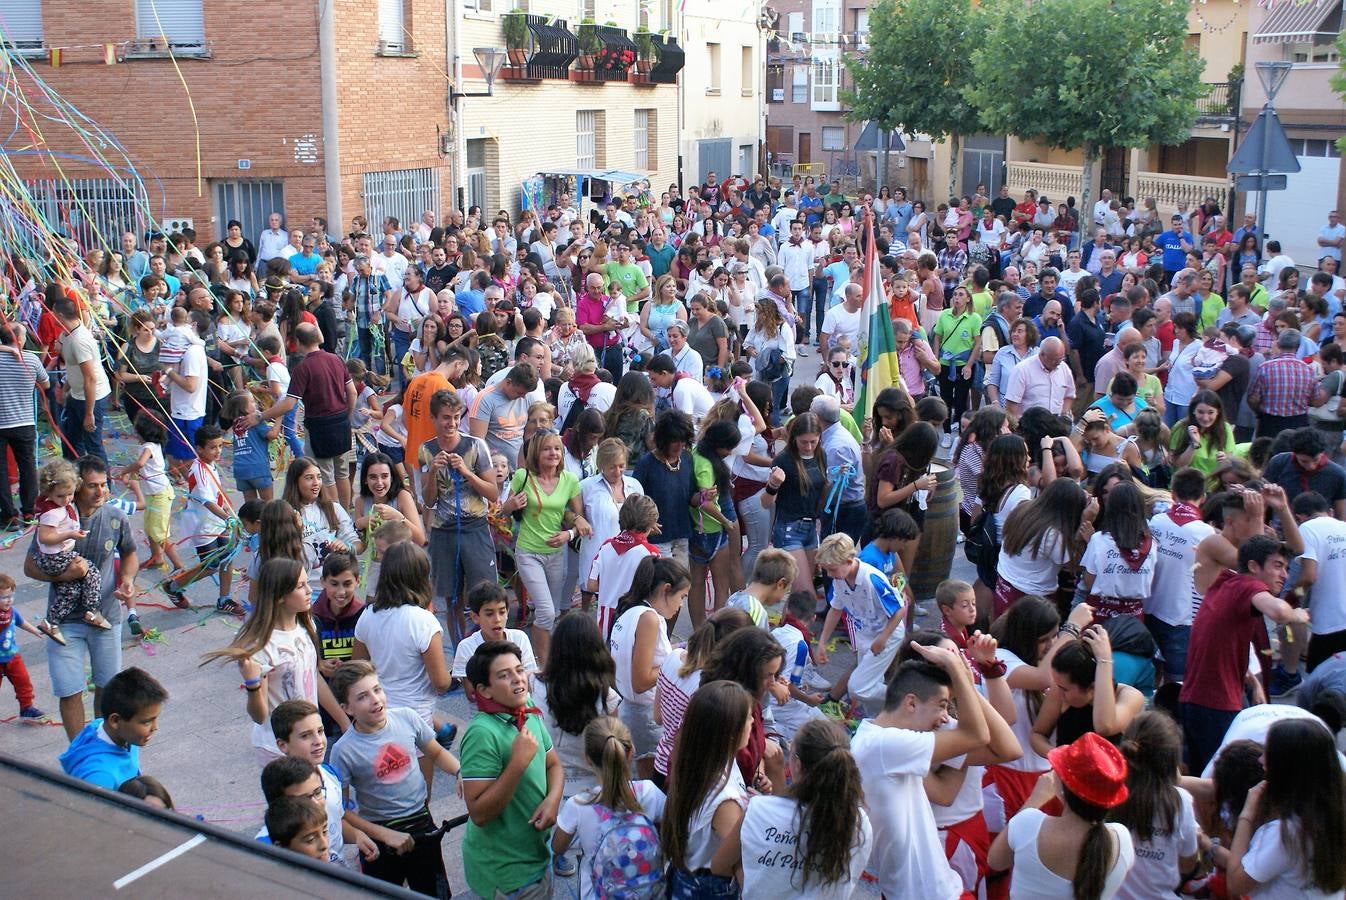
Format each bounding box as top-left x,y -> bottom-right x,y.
552,715 -> 667,899
1111,712 -> 1200,899
989,731 -> 1135,899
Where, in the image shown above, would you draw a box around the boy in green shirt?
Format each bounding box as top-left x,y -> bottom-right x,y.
603,241 -> 650,315
460,641 -> 563,899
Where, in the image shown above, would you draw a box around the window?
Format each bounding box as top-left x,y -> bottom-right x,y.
767,66 -> 784,102
577,110 -> 597,169
812,51 -> 839,109
1185,33 -> 1200,53
707,42 -> 721,93
1287,40 -> 1340,64
362,168 -> 441,237
466,140 -> 489,213
856,9 -> 870,33
786,12 -> 803,40
580,0 -> 594,20
740,46 -> 753,96
213,180 -> 285,247
465,0 -> 493,12
30,177 -> 144,250
812,0 -> 839,38
379,0 -> 407,52
791,65 -> 807,103
134,0 -> 205,49
637,0 -> 649,29
821,126 -> 845,151
632,108 -> 654,170
2,0 -> 43,51
1291,138 -> 1342,158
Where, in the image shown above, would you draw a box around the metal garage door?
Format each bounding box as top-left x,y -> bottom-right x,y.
697,138 -> 733,187
213,180 -> 285,248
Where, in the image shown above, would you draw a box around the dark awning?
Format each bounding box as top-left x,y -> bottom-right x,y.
526,14 -> 576,75
650,34 -> 684,83
1254,0 -> 1341,43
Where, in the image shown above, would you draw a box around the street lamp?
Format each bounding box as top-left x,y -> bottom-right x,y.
450,47 -> 507,103
1252,60 -> 1293,252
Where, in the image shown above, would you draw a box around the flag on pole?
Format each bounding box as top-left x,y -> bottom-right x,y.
104,43 -> 119,65
48,48 -> 62,68
855,209 -> 906,425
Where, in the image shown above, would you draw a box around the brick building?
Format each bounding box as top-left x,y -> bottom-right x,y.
2,0 -> 451,245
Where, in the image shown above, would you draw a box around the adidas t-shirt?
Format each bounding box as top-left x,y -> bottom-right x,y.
555,780 -> 666,898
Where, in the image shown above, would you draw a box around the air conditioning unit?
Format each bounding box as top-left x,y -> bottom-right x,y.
162,217 -> 194,234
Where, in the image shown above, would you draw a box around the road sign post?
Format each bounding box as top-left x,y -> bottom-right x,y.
1228,62 -> 1297,251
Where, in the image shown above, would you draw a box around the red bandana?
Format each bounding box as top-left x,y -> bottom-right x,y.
606,530 -> 660,557
569,372 -> 599,404
474,695 -> 542,732
1167,501 -> 1202,527
1118,535 -> 1153,572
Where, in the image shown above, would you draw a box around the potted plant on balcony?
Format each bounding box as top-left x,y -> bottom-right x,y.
503,10 -> 529,67
576,19 -> 599,70
634,26 -> 653,74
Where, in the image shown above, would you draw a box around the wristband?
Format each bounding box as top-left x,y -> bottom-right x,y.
245,684 -> 262,693
243,677 -> 262,688
975,659 -> 1008,680
1059,622 -> 1081,638
764,485 -> 779,496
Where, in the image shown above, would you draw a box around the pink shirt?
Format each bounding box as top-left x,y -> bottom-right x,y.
1005,354 -> 1075,414
576,292 -> 617,350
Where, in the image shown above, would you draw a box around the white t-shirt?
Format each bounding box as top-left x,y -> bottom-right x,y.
577,474 -> 645,582
740,794 -> 873,900
828,560 -> 905,651
169,343 -> 209,419
1199,704 -> 1344,778
994,484 -> 1033,534
249,625 -> 319,751
396,287 -> 433,333
852,721 -> 964,900
183,459 -> 228,548
1297,515 -> 1346,635
1081,531 -> 1157,599
1007,808 -> 1134,899
1114,787 -> 1198,900
1242,818 -> 1345,900
998,528 -> 1070,594
684,765 -> 749,872
451,627 -> 536,679
821,303 -> 862,354
609,604 -> 669,706
670,376 -> 715,423
977,219 -> 1007,249
996,648 -> 1051,774
557,380 -> 616,425
352,604 -> 443,724
1147,511 -> 1215,627
556,781 -> 666,898
138,442 -> 169,495
588,540 -> 656,618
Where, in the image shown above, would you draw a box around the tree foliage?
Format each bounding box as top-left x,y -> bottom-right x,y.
966,0 -> 1204,153
1332,33 -> 1346,154
844,0 -> 984,139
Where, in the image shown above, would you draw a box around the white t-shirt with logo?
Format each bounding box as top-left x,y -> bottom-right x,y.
1298,515 -> 1346,635
1080,531 -> 1157,599
740,794 -> 873,900
852,720 -> 964,900
1114,787 -> 1198,900
1147,512 -> 1215,627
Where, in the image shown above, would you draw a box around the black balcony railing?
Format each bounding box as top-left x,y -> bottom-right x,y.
524,14 -> 577,79
592,25 -> 637,82
650,34 -> 684,84
1196,81 -> 1239,121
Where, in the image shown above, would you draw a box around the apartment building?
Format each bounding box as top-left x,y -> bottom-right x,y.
680,0 -> 765,185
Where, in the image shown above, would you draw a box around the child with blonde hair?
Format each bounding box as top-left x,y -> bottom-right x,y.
34,460 -> 110,644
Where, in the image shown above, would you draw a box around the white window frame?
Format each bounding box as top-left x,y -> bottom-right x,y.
3,0 -> 44,52
791,65 -> 807,103
740,46 -> 753,96
812,51 -> 839,110
811,0 -> 839,41
464,0 -> 493,14
134,0 -> 206,50
577,111 -> 597,169
1286,39 -> 1340,65
707,42 -> 721,94
786,11 -> 803,40
634,110 -> 651,170
580,0 -> 595,21
378,0 -> 407,52
821,126 -> 845,151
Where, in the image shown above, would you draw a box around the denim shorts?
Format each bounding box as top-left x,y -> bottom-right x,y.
1146,617 -> 1190,681
771,517 -> 819,551
376,443 -> 405,466
688,529 -> 729,565
235,474 -> 274,494
48,621 -> 122,698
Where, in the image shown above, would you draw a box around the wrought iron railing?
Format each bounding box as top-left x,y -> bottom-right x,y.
524,14 -> 577,79
1195,81 -> 1239,121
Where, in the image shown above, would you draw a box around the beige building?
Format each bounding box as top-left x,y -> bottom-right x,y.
679,0 -> 767,185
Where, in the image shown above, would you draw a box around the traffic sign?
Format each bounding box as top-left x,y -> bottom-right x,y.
1235,174 -> 1287,192
1228,108 -> 1300,175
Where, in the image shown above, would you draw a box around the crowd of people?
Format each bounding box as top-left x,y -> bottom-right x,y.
3,170 -> 1346,900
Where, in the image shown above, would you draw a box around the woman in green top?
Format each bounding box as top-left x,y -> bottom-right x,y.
688,419 -> 744,628
930,285 -> 982,434
1196,268 -> 1226,331
1107,342 -> 1165,419
1169,390 -> 1236,476
504,431 -> 592,665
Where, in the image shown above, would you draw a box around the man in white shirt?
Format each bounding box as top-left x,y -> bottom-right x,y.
1004,337 -> 1074,416
415,210 -> 436,245
820,283 -> 864,356
778,221 -> 816,346
280,228 -> 302,260
1318,210 -> 1345,266
164,310 -> 210,477
770,192 -> 801,240
851,643 -> 990,900
53,295 -> 112,463
1147,468 -> 1215,684
1093,188 -> 1113,227
256,212 -> 289,266
647,354 -> 714,423
1258,240 -> 1295,286
372,236 -> 409,288
1291,489 -> 1346,673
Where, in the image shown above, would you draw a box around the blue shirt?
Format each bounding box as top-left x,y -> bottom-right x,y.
1089,394 -> 1149,431
456,288 -> 486,317
1156,230 -> 1193,271
60,720 -> 140,790
289,251 -> 321,276
890,201 -> 914,235
233,421 -> 273,481
859,542 -> 897,580
0,608 -> 23,663
822,260 -> 852,306
647,244 -> 676,279
798,195 -> 824,226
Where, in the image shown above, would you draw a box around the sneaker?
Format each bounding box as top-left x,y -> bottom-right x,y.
162,582 -> 191,609
37,619 -> 66,646
1268,665 -> 1302,698
215,597 -> 246,617
127,612 -> 143,637
435,722 -> 459,751
18,706 -> 48,724
553,853 -> 578,877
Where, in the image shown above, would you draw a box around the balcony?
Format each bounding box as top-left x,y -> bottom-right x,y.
592,24 -> 637,82
501,14 -> 578,81
1134,171 -> 1231,217
649,33 -> 684,85
1195,81 -> 1240,124
1005,161 -> 1083,201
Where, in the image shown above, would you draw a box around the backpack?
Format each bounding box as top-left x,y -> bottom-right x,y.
478,338 -> 510,383
588,803 -> 664,900
963,503 -> 1002,587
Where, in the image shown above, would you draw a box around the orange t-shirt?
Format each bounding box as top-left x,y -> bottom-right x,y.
888,290 -> 919,331
403,370 -> 452,461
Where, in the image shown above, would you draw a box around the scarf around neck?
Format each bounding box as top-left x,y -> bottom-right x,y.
1116,534 -> 1153,572
474,695 -> 542,732
569,371 -> 599,404
1167,501 -> 1202,527
606,530 -> 660,557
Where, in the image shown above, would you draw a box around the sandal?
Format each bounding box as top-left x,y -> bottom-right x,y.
38,619 -> 67,646
83,610 -> 113,630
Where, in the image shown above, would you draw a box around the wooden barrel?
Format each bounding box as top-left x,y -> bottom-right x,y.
909,463 -> 958,601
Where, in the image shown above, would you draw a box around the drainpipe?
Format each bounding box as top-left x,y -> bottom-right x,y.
318,0 -> 343,229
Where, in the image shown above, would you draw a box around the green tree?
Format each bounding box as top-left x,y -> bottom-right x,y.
1332,33 -> 1346,154
844,0 -> 984,198
967,0 -> 1203,237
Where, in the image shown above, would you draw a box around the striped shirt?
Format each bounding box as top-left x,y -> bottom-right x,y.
1248,354 -> 1316,417
653,651 -> 700,777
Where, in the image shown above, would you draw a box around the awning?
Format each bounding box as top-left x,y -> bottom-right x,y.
1254,0 -> 1341,44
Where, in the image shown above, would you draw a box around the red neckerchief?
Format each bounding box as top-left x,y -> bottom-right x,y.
474,695 -> 542,732
605,530 -> 660,557
735,705 -> 767,784
941,615 -> 969,650
788,236 -> 803,246
1118,534 -> 1153,572
1167,501 -> 1202,527
782,613 -> 816,662
569,371 -> 599,404
1293,453 -> 1329,493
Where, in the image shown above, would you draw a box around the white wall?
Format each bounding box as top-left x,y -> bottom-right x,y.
680,0 -> 765,183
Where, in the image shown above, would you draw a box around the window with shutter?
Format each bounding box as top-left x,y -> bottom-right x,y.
1,0 -> 44,50
577,111 -> 596,170
379,0 -> 406,51
135,0 -> 205,49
